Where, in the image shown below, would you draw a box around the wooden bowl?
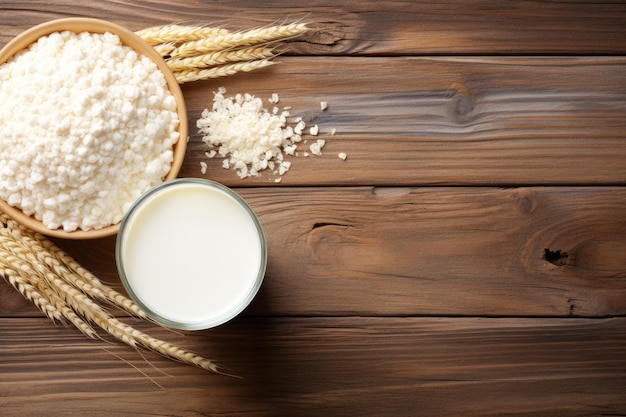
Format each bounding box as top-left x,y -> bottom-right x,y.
0,18 -> 187,239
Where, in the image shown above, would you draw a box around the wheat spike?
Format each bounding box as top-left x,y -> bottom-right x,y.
0,266 -> 61,321
0,240 -> 98,338
166,45 -> 276,72
136,25 -> 229,45
91,312 -> 228,375
153,42 -> 177,57
174,59 -> 274,83
3,215 -> 145,318
37,233 -> 146,318
168,23 -> 307,59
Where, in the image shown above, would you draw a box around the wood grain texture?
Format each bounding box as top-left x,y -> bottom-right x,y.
1,317 -> 625,417
3,187 -> 624,318
1,1 -> 625,54
177,56 -> 626,186
1,1 -> 625,416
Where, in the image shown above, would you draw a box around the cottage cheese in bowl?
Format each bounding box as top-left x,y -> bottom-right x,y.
0,18 -> 187,239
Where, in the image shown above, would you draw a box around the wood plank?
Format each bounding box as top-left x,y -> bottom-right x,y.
1,1 -> 626,54
1,316 -> 625,416
3,187 -> 624,318
177,56 -> 626,186
248,186 -> 626,317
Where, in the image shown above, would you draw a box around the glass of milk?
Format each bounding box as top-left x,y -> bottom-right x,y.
116,178 -> 267,330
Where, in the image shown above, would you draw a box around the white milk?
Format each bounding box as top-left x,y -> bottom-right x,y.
116,179 -> 266,329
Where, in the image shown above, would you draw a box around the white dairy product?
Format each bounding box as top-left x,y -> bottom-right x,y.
197,88 -> 303,179
116,179 -> 266,329
0,31 -> 179,231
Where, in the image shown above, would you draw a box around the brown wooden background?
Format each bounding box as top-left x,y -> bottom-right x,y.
1,1 -> 625,416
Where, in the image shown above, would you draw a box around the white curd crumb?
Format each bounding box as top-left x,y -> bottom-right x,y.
278,161 -> 291,175
268,92 -> 279,104
294,120 -> 306,135
200,161 -> 208,174
284,144 -> 297,155
310,139 -> 326,156
197,91 -> 340,180
328,128 -> 337,136
338,152 -> 347,160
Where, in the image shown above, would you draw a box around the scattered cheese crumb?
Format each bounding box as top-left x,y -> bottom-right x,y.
198,89 -> 298,179
278,161 -> 291,175
200,161 -> 208,174
338,152 -> 347,160
294,120 -> 306,135
268,92 -> 279,104
284,144 -> 297,155
310,139 -> 326,156
198,90 -> 341,179
328,128 -> 337,136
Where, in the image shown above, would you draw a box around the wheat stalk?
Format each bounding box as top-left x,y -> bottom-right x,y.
91,312 -> 229,375
166,45 -> 276,72
0,236 -> 99,338
136,24 -> 229,45
0,265 -> 61,322
31,229 -> 145,318
3,214 -> 145,318
174,59 -> 274,84
168,23 -> 307,59
138,21 -> 307,81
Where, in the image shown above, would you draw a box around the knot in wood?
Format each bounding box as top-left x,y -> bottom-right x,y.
513,188 -> 538,215
450,91 -> 475,123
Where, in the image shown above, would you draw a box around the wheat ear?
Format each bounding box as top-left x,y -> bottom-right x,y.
91,312 -> 230,375
166,45 -> 276,72
36,270 -> 227,375
168,23 -> 308,59
174,59 -> 274,83
3,215 -> 145,319
136,25 -> 229,45
0,239 -> 98,338
35,232 -> 146,318
0,265 -> 61,322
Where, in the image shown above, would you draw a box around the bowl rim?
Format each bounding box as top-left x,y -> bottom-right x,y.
0,17 -> 187,240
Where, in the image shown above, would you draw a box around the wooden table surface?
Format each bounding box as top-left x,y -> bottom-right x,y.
1,1 -> 626,416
